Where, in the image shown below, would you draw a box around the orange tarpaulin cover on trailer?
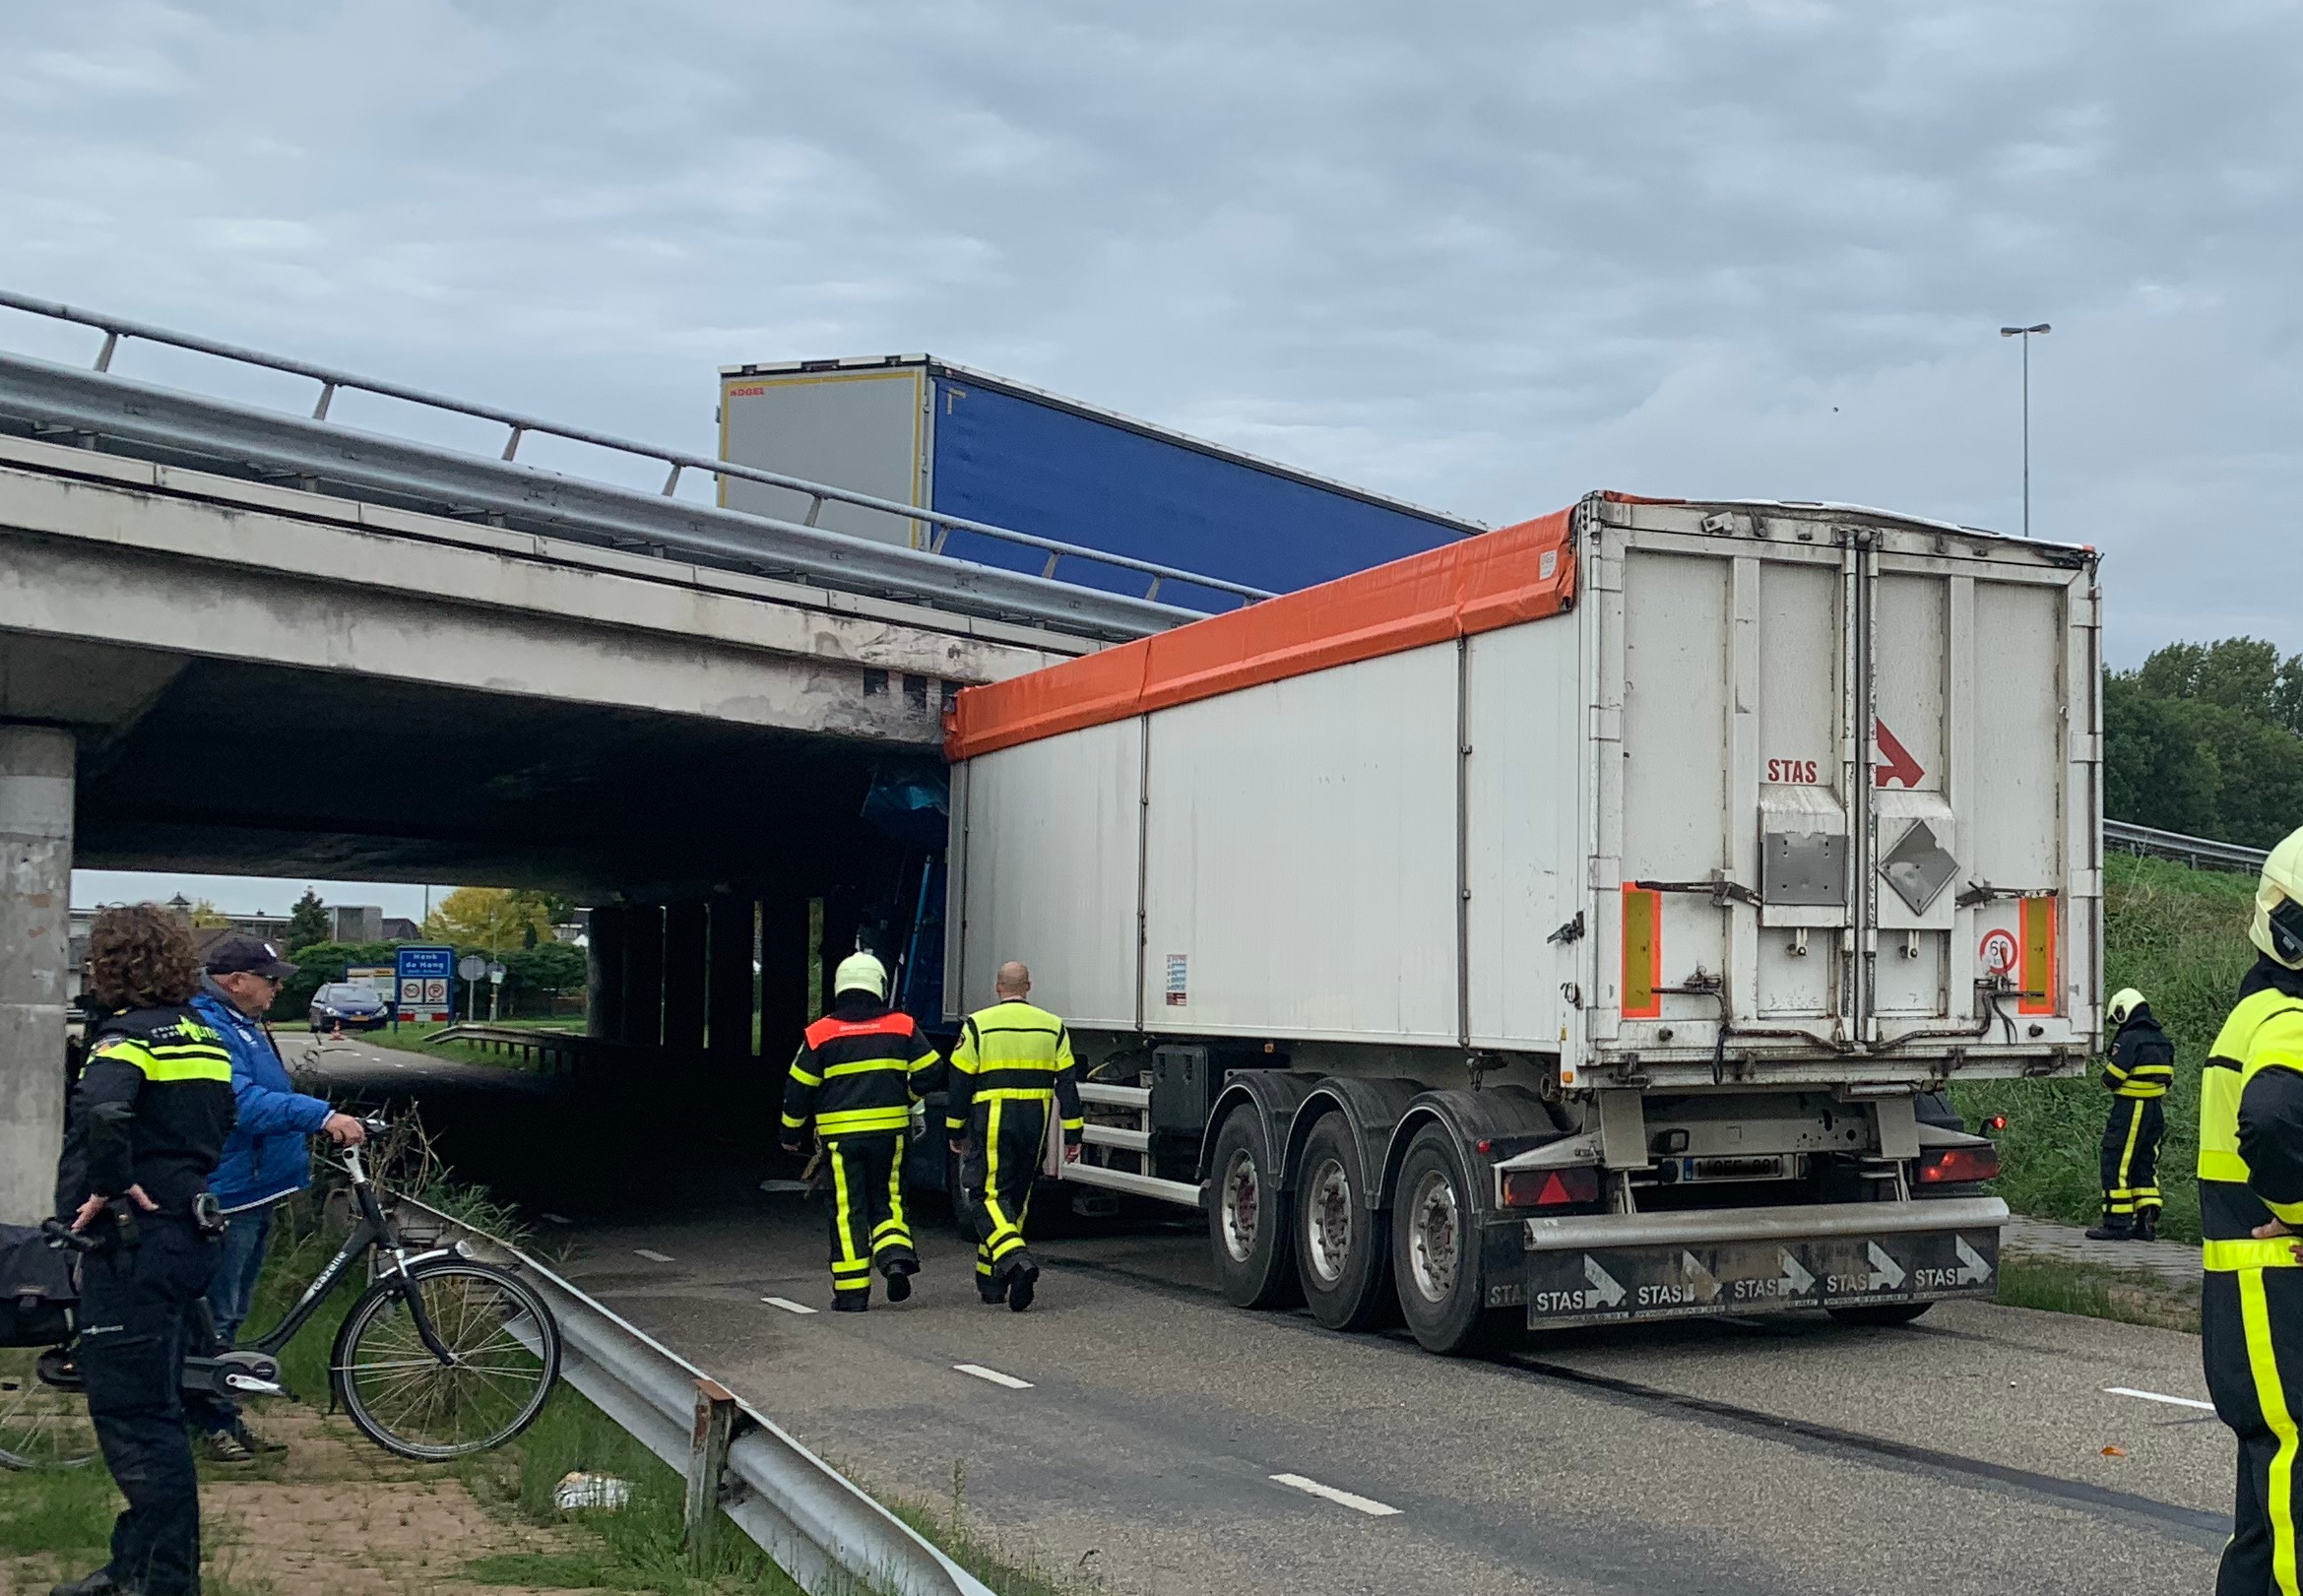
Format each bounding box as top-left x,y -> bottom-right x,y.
944,503 -> 1581,761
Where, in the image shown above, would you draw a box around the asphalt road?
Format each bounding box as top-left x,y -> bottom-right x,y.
301,1041 -> 2229,1595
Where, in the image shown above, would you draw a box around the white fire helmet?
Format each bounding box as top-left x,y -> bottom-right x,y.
2253,824 -> 2303,971
833,950 -> 890,999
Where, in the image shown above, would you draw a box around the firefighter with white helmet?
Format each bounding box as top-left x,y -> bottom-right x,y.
2199,822 -> 2303,1593
2086,987 -> 2174,1241
780,951 -> 941,1310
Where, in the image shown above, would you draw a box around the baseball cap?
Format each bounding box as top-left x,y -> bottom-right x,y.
206,934 -> 299,981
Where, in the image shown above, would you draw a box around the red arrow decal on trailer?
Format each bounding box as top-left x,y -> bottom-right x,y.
1875,718 -> 1925,788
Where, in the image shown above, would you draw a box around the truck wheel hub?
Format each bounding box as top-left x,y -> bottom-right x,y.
1305,1158 -> 1354,1285
1408,1170 -> 1460,1303
1220,1149 -> 1260,1263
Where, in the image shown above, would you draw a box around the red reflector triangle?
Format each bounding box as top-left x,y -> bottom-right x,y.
1538,1173 -> 1570,1205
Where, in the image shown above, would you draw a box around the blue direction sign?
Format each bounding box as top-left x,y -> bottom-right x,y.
393,944 -> 456,1028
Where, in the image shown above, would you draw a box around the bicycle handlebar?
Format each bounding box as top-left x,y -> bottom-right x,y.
40,1217 -> 97,1253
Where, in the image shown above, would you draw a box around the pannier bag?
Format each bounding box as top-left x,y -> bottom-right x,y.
0,1223 -> 77,1348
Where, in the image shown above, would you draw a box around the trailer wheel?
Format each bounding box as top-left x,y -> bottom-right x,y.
1826,1302 -> 1934,1327
1291,1115 -> 1395,1331
1208,1106 -> 1300,1309
1391,1123 -> 1505,1356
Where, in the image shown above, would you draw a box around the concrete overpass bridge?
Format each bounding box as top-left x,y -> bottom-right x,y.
0,292 -> 1252,1219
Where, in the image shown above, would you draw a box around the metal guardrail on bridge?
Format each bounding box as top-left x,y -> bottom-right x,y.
2104,818 -> 2270,874
401,1195 -> 994,1596
0,288 -> 1267,642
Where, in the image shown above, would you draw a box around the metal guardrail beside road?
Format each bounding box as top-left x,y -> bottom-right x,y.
2104,818 -> 2270,874
401,1196 -> 994,1596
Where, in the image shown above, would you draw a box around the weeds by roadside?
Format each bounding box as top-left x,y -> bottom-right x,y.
1997,1252 -> 2201,1334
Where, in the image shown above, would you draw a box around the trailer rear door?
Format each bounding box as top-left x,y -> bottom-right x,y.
1591,501 -> 2098,1079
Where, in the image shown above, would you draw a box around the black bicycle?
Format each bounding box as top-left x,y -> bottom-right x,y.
0,1116 -> 561,1468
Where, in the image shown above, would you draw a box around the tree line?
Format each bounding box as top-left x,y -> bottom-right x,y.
2106,637 -> 2303,849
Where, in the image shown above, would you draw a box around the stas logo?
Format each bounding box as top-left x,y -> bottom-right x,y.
1766,758 -> 1822,784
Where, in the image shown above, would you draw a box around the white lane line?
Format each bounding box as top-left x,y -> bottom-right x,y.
2105,1385 -> 2216,1412
633,1248 -> 675,1262
955,1363 -> 1034,1390
762,1296 -> 818,1315
1269,1473 -> 1402,1517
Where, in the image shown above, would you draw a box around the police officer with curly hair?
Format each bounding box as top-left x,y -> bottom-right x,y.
51,905 -> 236,1596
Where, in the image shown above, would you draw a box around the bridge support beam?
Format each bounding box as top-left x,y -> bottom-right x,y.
663,904 -> 708,1053
758,889 -> 811,1074
620,905 -> 666,1048
708,898 -> 756,1062
587,906 -> 626,1042
0,724 -> 74,1224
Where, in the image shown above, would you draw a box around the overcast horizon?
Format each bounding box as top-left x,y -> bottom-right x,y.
11,3 -> 2303,909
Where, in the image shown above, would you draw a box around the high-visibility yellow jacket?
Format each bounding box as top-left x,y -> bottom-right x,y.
781,998 -> 941,1141
947,999 -> 1083,1145
2198,959 -> 2303,1271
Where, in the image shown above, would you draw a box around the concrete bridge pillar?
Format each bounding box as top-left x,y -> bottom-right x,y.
0,725 -> 75,1224
663,903 -> 708,1053
758,889 -> 811,1069
620,905 -> 665,1048
586,906 -> 626,1042
708,898 -> 756,1060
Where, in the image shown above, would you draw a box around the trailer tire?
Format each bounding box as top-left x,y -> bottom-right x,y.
1825,1302 -> 1934,1327
1391,1124 -> 1507,1356
1208,1106 -> 1300,1309
1292,1115 -> 1395,1331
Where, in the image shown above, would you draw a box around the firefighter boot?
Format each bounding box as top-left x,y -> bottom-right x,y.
2084,1209 -> 2132,1242
2132,1208 -> 2159,1243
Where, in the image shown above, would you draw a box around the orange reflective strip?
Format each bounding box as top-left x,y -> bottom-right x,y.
1622,884 -> 1662,1020
2018,894 -> 2058,1016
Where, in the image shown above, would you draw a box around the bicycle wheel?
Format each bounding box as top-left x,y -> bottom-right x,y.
332,1261 -> 559,1459
0,1345 -> 99,1470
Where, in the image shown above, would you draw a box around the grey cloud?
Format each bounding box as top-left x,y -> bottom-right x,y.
3,0 -> 2300,662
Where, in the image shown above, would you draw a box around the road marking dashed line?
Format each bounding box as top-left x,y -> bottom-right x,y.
955,1364 -> 1034,1390
1270,1473 -> 1401,1516
762,1297 -> 818,1314
2105,1385 -> 2215,1412
633,1248 -> 674,1262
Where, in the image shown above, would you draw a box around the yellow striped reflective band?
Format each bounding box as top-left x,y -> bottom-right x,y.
816,1106 -> 913,1134
2205,1238 -> 2303,1271
2202,1149 -> 2252,1183
2271,1197 -> 2303,1227
2241,1267 -> 2303,1595
92,1040 -> 230,1083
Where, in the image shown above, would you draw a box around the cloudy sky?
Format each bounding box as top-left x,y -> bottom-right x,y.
7,1 -> 2300,904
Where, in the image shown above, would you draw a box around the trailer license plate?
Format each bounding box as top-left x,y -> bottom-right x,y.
1515,1228 -> 1998,1326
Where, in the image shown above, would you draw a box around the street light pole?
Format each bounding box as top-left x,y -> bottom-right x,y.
1999,323 -> 2051,538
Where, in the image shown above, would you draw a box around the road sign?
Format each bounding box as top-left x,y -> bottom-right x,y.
457,954 -> 487,982
485,961 -> 506,985
1979,928 -> 2018,977
394,945 -> 456,1025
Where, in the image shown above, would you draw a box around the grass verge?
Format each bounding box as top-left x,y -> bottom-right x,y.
1996,1252 -> 2201,1334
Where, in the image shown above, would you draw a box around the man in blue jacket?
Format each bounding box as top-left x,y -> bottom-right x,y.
187,935 -> 366,1461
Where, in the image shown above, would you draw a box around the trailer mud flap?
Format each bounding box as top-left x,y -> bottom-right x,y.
1517,1225 -> 1999,1329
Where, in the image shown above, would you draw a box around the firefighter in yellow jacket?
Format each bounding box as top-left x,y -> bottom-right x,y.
781,953 -> 940,1311
948,962 -> 1083,1311
2201,822 -> 2303,1594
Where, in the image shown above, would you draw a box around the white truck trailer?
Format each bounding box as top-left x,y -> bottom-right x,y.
943,491 -> 2100,1352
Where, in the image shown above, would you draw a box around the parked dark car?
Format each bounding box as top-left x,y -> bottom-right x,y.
309,982 -> 390,1032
